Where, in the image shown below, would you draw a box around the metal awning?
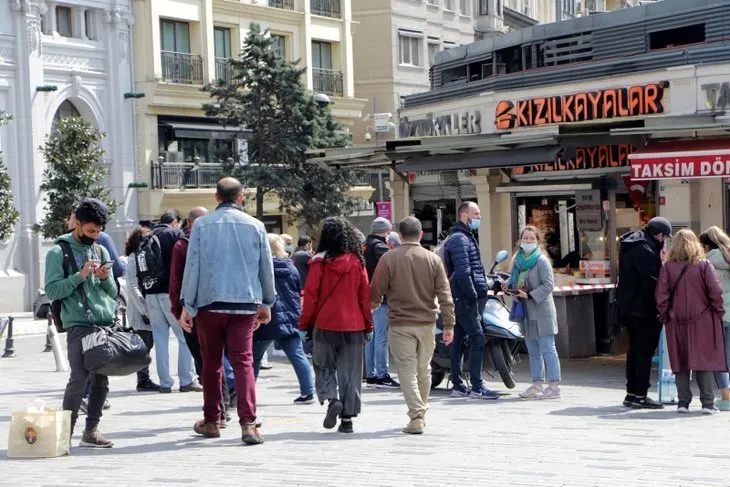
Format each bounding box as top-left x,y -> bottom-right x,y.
161,121 -> 248,140
396,145 -> 561,172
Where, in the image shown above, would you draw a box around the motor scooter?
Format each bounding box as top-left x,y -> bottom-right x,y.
431,250 -> 524,390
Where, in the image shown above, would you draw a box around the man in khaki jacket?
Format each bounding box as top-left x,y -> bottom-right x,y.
370,217 -> 455,434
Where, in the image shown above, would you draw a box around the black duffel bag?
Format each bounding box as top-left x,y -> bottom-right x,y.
81,325 -> 151,376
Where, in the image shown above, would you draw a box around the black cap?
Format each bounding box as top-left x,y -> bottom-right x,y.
646,217 -> 672,237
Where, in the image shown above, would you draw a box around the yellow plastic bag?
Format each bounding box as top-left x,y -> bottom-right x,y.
7,401 -> 71,458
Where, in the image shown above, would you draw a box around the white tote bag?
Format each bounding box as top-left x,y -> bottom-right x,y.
7,402 -> 71,458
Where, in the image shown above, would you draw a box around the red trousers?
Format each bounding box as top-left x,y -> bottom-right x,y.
196,311 -> 257,425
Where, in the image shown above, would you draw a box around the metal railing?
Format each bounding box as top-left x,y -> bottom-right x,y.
215,57 -> 234,84
312,68 -> 343,96
151,161 -> 224,189
160,51 -> 204,84
269,0 -> 295,9
310,0 -> 341,18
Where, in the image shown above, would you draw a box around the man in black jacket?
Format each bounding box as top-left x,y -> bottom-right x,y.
616,217 -> 672,410
364,217 -> 399,389
145,209 -> 201,394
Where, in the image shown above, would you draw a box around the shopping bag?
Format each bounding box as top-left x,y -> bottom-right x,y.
7,401 -> 71,458
509,299 -> 525,321
82,326 -> 151,376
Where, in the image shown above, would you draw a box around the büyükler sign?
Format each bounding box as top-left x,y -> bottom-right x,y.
629,148 -> 730,180
494,81 -> 669,130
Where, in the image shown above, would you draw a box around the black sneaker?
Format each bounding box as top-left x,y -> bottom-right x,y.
159,387 -> 172,394
137,380 -> 161,392
338,420 -> 353,434
631,396 -> 664,410
375,374 -> 400,389
79,429 -> 114,448
323,400 -> 343,429
294,394 -> 315,405
365,377 -> 378,388
622,394 -> 636,407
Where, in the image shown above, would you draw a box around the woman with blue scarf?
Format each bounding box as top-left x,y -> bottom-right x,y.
507,226 -> 561,399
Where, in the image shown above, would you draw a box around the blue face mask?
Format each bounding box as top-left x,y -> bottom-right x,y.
469,218 -> 481,231
285,245 -> 293,254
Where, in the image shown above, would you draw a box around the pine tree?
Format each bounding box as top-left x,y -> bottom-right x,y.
0,112 -> 20,241
39,116 -> 117,238
203,22 -> 313,219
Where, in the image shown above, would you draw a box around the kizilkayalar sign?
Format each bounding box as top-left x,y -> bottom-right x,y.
494,81 -> 669,130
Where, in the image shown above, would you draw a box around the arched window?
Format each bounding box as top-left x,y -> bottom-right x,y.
52,100 -> 81,132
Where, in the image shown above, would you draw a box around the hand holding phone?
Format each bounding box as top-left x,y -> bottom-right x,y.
100,261 -> 114,270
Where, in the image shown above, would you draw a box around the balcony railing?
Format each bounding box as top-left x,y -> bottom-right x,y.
151,161 -> 224,190
310,0 -> 341,18
215,57 -> 235,84
161,51 -> 204,84
269,0 -> 295,9
312,68 -> 343,96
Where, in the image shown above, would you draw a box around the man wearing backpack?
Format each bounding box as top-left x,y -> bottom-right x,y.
140,209 -> 200,394
442,201 -> 499,400
45,199 -> 118,448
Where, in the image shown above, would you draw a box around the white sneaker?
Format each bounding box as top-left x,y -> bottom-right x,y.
519,384 -> 544,399
540,384 -> 561,400
677,406 -> 689,414
701,406 -> 717,415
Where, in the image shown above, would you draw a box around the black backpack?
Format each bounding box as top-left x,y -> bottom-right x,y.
136,234 -> 166,295
50,241 -> 101,333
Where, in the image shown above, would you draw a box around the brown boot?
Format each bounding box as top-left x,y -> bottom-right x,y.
403,418 -> 425,435
194,420 -> 221,438
241,424 -> 264,445
219,417 -> 227,429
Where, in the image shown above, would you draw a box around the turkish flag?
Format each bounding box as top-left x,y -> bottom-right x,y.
622,176 -> 649,210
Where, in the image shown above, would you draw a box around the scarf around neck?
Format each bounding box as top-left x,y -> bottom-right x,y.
511,248 -> 542,289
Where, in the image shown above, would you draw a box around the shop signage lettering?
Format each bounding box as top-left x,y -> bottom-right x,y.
630,150 -> 730,180
399,110 -> 482,138
494,81 -> 669,130
701,82 -> 730,110
513,144 -> 636,175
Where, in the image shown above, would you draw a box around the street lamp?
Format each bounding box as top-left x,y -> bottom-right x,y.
314,93 -> 331,105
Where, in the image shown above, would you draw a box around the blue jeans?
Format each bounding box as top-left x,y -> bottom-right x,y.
146,293 -> 196,389
252,334 -> 314,396
715,323 -> 730,389
525,335 -> 562,383
365,304 -> 389,379
451,298 -> 486,389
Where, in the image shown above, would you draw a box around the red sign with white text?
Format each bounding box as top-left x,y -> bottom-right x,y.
629,148 -> 730,181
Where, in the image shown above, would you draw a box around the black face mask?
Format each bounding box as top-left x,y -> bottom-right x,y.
76,229 -> 96,246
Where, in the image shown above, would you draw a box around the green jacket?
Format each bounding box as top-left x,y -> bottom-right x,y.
707,248 -> 730,323
44,233 -> 118,329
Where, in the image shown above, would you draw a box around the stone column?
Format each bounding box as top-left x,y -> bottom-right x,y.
390,170 -> 410,223
470,168 -> 492,264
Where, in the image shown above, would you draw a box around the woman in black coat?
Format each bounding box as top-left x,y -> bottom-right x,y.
253,234 -> 315,404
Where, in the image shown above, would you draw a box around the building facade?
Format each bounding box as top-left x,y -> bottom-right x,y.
0,0 -> 137,312
132,0 -> 369,235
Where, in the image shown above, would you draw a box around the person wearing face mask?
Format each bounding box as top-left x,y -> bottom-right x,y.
442,201 -> 497,400
616,216 -> 673,409
506,226 -> 561,399
45,199 -> 119,448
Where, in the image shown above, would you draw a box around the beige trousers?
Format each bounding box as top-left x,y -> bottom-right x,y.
388,325 -> 436,420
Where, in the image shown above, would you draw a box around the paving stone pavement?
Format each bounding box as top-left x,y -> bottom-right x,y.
1,333 -> 729,487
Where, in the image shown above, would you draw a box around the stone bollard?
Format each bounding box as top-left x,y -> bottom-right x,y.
47,323 -> 69,373
43,313 -> 53,352
1,316 -> 15,358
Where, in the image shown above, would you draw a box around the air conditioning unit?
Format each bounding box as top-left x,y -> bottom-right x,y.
165,151 -> 184,162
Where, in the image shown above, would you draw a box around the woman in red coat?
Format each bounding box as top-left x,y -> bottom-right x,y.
656,229 -> 727,414
299,217 -> 373,434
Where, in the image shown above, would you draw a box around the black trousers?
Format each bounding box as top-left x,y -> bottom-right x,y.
183,325 -> 229,414
136,330 -> 155,385
625,318 -> 663,397
63,326 -> 109,434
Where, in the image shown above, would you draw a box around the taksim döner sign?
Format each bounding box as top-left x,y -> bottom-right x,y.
629,148 -> 730,181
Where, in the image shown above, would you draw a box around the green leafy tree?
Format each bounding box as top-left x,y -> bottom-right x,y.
278,101 -> 362,237
39,116 -> 117,238
0,112 -> 20,241
203,22 -> 313,219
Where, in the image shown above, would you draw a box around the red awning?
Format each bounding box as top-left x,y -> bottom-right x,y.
628,140 -> 730,181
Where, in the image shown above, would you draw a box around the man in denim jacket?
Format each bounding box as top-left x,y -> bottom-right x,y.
180,177 -> 275,445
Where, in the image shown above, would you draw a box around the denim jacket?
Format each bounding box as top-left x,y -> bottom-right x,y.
181,203 -> 276,317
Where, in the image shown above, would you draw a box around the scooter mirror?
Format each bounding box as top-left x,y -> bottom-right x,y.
495,250 -> 509,264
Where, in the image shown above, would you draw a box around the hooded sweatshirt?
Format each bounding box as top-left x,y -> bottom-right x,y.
706,248 -> 730,322
616,229 -> 663,320
299,252 -> 373,333
44,233 -> 118,329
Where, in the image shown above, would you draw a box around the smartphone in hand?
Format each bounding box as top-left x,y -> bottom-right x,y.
100,261 -> 114,270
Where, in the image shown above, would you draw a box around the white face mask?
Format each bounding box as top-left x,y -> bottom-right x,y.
521,242 -> 538,253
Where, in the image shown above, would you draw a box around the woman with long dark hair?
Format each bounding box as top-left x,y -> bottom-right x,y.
124,227 -> 160,392
299,217 -> 373,433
